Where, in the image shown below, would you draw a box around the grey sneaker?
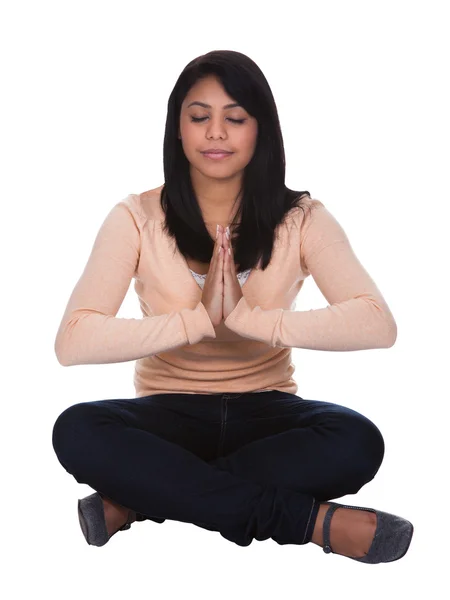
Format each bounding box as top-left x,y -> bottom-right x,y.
322,501 -> 414,563
77,492 -> 145,547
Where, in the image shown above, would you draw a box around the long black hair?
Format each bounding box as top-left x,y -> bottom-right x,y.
160,49 -> 312,273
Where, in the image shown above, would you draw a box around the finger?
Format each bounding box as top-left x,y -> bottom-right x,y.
224,245 -> 232,275
217,248 -> 224,282
215,230 -> 221,252
225,233 -> 233,270
215,231 -> 224,276
228,242 -> 234,271
223,227 -> 229,250
212,229 -> 222,264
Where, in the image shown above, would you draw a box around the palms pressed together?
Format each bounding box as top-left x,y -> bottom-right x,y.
220,224 -> 244,320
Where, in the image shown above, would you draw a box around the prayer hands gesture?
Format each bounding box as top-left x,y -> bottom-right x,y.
201,225 -> 243,327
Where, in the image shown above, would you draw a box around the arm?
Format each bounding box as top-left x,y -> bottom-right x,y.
223,200 -> 397,351
54,200 -> 216,366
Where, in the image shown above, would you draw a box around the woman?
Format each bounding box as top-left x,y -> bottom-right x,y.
52,50 -> 413,562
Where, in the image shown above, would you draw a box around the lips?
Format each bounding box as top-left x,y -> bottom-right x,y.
202,151 -> 232,154
201,150 -> 234,161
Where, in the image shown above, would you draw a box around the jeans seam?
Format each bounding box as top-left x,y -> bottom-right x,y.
217,396 -> 228,457
302,497 -> 316,544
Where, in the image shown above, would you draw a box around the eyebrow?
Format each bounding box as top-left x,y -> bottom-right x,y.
187,101 -> 241,109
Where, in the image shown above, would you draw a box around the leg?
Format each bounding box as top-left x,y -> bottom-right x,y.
51,394 -> 319,547
210,392 -> 385,500
208,391 -> 385,556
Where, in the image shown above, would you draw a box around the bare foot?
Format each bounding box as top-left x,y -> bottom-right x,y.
101,495 -> 134,537
311,503 -> 377,559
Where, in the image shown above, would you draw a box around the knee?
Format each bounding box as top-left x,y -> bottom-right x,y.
338,409 -> 385,481
51,402 -> 92,462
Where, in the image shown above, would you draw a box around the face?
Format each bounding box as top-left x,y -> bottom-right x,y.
178,75 -> 258,181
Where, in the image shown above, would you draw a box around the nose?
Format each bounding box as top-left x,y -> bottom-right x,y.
206,117 -> 228,139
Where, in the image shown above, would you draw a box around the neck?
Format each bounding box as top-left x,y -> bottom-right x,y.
190,168 -> 243,224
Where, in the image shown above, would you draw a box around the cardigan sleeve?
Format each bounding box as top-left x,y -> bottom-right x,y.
54,200 -> 216,366
223,200 -> 397,351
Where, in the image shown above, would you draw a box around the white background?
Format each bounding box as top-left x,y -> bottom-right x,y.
1,0 -> 448,597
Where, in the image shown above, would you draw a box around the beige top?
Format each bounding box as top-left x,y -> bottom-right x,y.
54,185 -> 397,397
188,267 -> 275,393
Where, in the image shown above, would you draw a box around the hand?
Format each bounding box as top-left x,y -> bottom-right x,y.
221,226 -> 244,321
200,227 -> 225,327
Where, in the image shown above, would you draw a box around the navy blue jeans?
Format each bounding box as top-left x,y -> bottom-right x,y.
51,390 -> 384,547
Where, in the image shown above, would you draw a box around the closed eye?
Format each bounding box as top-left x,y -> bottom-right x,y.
191,117 -> 246,124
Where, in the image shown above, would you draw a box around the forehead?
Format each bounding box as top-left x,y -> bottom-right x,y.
182,76 -> 239,109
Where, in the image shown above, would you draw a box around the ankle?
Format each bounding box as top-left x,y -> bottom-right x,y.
102,496 -> 128,517
102,496 -> 130,535
311,502 -> 331,546
310,502 -> 377,559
